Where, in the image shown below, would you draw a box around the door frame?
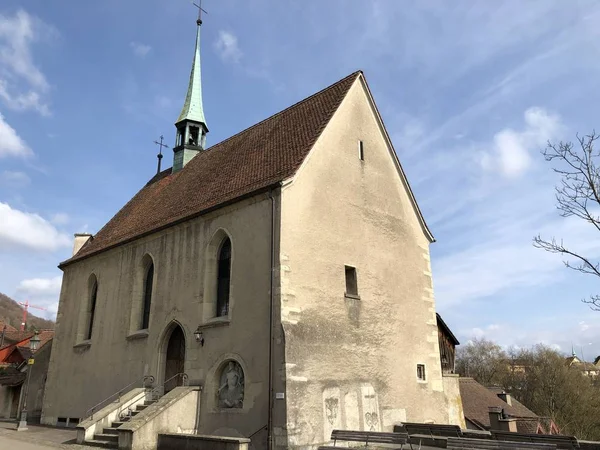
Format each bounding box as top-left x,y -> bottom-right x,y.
157,321 -> 187,389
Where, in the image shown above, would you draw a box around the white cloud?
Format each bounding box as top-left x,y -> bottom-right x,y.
16,275 -> 62,318
0,113 -> 32,158
0,9 -> 53,114
0,202 -> 70,252
0,170 -> 30,188
130,41 -> 152,58
0,81 -> 50,116
17,276 -> 61,297
50,212 -> 69,225
481,107 -> 562,178
214,30 -> 242,64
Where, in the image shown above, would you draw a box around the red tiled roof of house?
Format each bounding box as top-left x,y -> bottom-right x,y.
459,378 -> 542,432
60,71 -> 362,267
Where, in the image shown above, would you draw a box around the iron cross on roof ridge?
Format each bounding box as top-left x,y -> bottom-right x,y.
192,0 -> 208,25
154,135 -> 170,174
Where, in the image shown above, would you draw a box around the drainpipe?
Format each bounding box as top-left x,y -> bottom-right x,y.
267,186 -> 278,450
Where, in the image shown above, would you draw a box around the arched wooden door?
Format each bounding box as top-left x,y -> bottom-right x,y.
164,326 -> 185,393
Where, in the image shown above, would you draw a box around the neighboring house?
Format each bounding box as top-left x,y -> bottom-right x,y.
41,12 -> 464,450
437,313 -> 459,374
0,335 -> 54,424
0,330 -> 54,364
565,353 -> 599,378
459,377 -> 559,434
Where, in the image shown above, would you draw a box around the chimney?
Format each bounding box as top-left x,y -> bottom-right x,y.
489,407 -> 517,432
497,391 -> 512,406
73,233 -> 93,256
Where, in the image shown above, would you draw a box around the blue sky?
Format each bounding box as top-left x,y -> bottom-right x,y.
1,1 -> 599,359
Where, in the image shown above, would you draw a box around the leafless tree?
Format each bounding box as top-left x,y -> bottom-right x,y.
533,132 -> 600,310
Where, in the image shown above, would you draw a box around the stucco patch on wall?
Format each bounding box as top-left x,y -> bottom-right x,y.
382,408 -> 406,430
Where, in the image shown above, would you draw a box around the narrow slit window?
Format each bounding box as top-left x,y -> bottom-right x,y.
345,266 -> 358,297
141,262 -> 154,330
417,364 -> 426,381
358,140 -> 364,161
87,278 -> 98,341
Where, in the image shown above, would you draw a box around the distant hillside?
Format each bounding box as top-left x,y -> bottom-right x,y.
0,293 -> 55,330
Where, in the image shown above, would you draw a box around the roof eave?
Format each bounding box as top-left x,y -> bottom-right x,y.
59,182 -> 283,269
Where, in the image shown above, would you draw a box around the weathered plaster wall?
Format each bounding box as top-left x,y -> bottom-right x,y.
42,192 -> 275,449
26,340 -> 53,423
278,77 -> 448,448
443,374 -> 466,428
0,384 -> 19,418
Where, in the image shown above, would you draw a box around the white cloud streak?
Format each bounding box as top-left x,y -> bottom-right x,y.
0,202 -> 70,252
214,30 -> 242,64
0,113 -> 32,158
0,9 -> 53,114
481,107 -> 562,177
130,41 -> 152,58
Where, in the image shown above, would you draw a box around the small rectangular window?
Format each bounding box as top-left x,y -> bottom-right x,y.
358,140 -> 364,161
345,266 -> 358,297
417,364 -> 426,381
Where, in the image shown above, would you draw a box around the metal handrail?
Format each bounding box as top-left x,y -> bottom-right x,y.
149,372 -> 189,401
85,374 -> 155,421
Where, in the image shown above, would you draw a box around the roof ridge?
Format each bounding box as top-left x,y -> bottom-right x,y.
201,70 -> 362,155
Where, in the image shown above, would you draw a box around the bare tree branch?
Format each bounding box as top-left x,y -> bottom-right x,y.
534,131 -> 600,311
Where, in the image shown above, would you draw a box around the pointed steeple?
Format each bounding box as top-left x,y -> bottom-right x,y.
172,10 -> 209,173
177,22 -> 206,125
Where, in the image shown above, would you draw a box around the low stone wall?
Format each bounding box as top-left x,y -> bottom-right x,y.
158,433 -> 251,450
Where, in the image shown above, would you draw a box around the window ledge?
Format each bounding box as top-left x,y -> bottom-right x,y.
126,329 -> 149,341
197,316 -> 231,330
73,340 -> 91,350
344,293 -> 361,300
417,379 -> 428,384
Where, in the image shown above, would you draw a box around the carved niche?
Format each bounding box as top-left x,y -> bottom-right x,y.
217,361 -> 244,408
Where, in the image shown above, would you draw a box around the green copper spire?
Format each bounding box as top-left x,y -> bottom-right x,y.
177,21 -> 207,126
172,10 -> 209,174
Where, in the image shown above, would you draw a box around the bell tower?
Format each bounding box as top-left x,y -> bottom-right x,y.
172,5 -> 208,173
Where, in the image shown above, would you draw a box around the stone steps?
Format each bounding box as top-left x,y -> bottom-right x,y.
84,399 -> 158,449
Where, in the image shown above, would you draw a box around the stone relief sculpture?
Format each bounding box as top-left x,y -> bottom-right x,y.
324,397 -> 339,425
217,361 -> 244,408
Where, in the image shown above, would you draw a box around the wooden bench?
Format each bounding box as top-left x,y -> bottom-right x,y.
326,429 -> 411,449
492,431 -> 581,449
394,422 -> 463,437
448,437 -> 557,449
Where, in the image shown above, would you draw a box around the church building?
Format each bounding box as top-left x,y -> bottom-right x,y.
42,11 -> 463,450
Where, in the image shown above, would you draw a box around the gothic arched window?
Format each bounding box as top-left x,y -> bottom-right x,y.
216,238 -> 231,317
141,262 -> 154,329
87,276 -> 98,340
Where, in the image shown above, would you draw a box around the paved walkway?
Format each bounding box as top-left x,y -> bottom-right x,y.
0,421 -> 94,449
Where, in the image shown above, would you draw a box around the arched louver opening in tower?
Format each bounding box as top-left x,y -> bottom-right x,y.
141,262 -> 154,329
216,238 -> 231,317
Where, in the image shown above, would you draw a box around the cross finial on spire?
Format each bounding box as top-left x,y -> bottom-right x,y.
193,0 -> 208,26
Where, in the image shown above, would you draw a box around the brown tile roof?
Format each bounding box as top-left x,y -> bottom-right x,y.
0,366 -> 25,387
61,71 -> 362,267
459,378 -> 540,431
0,320 -> 16,333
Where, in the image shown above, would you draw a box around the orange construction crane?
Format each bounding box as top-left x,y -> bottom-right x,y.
18,300 -> 48,331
